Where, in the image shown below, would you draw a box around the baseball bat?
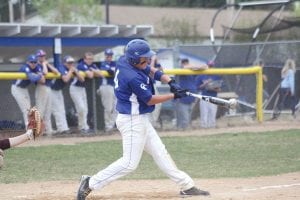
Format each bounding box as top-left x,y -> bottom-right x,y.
186,92 -> 237,109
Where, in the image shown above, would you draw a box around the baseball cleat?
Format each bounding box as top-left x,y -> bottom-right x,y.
77,175 -> 91,200
180,186 -> 210,196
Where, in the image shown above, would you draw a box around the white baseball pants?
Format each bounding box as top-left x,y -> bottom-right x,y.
69,85 -> 89,130
200,100 -> 217,128
51,90 -> 69,132
11,85 -> 31,125
98,85 -> 117,130
89,113 -> 195,191
35,84 -> 53,134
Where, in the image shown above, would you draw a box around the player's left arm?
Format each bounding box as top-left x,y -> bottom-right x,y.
46,63 -> 60,74
129,77 -> 175,105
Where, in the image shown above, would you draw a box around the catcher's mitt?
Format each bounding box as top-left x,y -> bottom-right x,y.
27,107 -> 45,139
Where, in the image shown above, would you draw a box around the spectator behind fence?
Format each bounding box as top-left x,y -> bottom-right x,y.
149,54 -> 163,128
195,61 -> 222,128
70,52 -> 95,134
50,55 -> 78,135
175,58 -> 208,130
11,55 -> 45,125
254,59 -> 270,102
35,49 -> 59,135
96,48 -> 117,133
272,58 -> 297,119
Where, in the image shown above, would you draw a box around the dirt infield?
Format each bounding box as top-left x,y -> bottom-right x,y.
0,172 -> 299,200
1,119 -> 300,200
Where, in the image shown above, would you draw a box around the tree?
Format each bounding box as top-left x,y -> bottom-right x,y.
31,0 -> 102,24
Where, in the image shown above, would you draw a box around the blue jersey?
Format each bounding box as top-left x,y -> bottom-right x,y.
99,60 -> 116,86
177,75 -> 197,104
114,56 -> 155,115
51,64 -> 69,90
71,61 -> 97,87
195,75 -> 222,97
12,64 -> 42,88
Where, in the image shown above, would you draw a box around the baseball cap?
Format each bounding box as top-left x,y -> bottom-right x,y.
63,55 -> 75,63
27,54 -> 38,62
36,49 -> 46,57
104,48 -> 114,56
207,60 -> 215,66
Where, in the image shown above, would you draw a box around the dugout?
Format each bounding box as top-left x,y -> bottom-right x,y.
0,23 -> 153,133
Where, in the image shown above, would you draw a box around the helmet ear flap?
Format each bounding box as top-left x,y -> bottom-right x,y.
128,57 -> 140,65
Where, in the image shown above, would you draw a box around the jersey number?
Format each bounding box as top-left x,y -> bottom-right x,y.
114,69 -> 120,89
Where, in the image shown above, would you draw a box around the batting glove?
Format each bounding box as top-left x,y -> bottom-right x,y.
168,79 -> 183,93
174,89 -> 189,99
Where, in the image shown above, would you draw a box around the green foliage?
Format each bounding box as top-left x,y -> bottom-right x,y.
31,0 -> 102,24
0,130 -> 299,183
160,17 -> 200,44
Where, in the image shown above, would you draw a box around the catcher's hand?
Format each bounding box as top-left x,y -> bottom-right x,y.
0,149 -> 4,169
27,107 -> 45,140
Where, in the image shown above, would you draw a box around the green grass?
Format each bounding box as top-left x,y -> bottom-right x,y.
0,130 -> 299,183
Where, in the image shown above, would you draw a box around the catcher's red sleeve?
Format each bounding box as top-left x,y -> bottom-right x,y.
0,139 -> 10,150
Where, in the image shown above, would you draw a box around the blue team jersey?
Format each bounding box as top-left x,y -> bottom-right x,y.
12,64 -> 42,88
177,75 -> 197,104
195,75 -> 222,97
114,56 -> 155,115
71,61 -> 97,87
51,64 -> 69,90
99,61 -> 116,86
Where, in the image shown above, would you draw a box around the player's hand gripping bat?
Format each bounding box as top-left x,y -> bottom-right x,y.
186,92 -> 237,109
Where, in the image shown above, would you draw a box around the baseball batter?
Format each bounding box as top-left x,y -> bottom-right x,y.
11,55 -> 45,125
76,39 -> 210,199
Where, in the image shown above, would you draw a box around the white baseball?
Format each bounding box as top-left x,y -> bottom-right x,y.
229,98 -> 237,109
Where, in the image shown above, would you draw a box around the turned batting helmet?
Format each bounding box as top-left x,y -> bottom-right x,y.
27,54 -> 37,63
125,39 -> 154,65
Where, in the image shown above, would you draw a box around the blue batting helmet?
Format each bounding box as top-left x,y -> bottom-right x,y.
36,49 -> 46,57
125,39 -> 154,65
104,48 -> 114,56
27,54 -> 37,62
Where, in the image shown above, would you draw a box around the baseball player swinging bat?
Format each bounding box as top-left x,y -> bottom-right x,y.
186,92 -> 237,109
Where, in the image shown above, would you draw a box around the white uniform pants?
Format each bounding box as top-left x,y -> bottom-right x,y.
70,85 -> 89,130
11,85 -> 31,125
35,85 -> 53,134
51,90 -> 69,132
98,85 -> 117,130
200,100 -> 217,128
89,114 -> 194,191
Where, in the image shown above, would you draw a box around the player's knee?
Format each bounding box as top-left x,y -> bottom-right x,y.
122,159 -> 139,172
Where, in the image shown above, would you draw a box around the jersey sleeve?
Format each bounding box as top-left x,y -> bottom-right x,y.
24,66 -> 42,82
128,77 -> 153,104
77,63 -> 89,72
58,65 -> 68,77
